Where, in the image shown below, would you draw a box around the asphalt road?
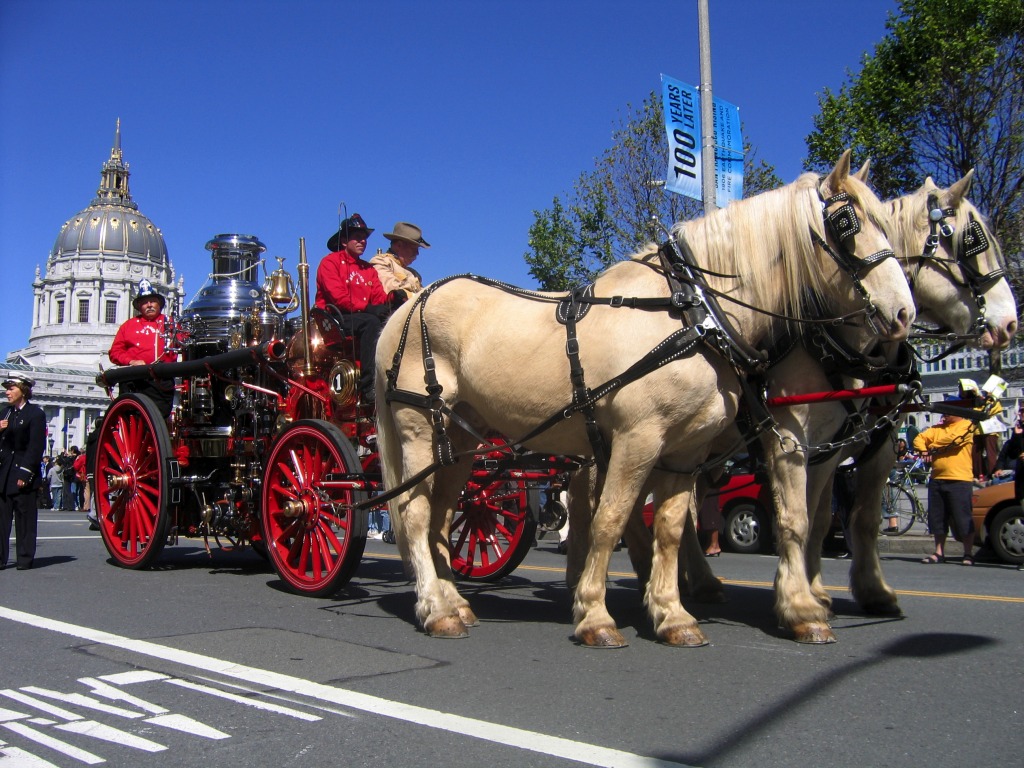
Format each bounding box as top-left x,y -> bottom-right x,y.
1,511 -> 1021,768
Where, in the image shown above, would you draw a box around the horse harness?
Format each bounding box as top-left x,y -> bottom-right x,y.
382,186 -> 911,481
907,194 -> 1004,363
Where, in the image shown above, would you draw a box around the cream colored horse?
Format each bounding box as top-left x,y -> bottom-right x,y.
615,169 -> 1017,643
374,151 -> 915,646
799,171 -> 1017,617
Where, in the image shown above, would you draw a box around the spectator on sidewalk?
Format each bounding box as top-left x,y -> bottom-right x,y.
38,456 -> 54,509
57,450 -> 77,510
914,411 -> 976,566
46,457 -> 63,512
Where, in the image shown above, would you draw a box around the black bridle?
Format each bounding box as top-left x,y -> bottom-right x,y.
908,192 -> 1005,348
809,189 -> 898,336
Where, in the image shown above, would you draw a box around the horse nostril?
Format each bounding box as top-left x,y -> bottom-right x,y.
897,307 -> 912,331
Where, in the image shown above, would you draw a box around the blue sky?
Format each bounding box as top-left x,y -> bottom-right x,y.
0,0 -> 897,360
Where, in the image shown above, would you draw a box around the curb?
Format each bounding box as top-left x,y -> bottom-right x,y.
874,532 -> 964,557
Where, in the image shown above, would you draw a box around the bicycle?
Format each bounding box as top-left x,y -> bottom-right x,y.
880,456 -> 929,536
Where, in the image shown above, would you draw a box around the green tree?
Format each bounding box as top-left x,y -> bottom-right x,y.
525,92 -> 782,291
805,0 -> 1024,278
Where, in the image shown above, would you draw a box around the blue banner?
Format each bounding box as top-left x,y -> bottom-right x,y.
660,74 -> 743,206
661,74 -> 701,202
712,96 -> 743,205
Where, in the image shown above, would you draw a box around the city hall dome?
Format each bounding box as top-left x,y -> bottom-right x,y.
6,120 -> 182,370
51,123 -> 168,263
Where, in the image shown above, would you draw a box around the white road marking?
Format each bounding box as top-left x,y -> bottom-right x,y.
55,719 -> 166,751
96,672 -> 167,686
0,744 -> 62,767
164,678 -> 321,721
1,722 -> 103,764
143,714 -> 229,740
0,605 -> 696,768
21,687 -> 144,718
0,691 -> 82,722
0,707 -> 29,722
77,677 -> 169,714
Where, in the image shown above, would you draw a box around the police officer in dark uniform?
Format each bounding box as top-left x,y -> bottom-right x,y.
0,375 -> 47,570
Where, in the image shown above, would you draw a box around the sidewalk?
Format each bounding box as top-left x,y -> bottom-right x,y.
873,529 -> 965,558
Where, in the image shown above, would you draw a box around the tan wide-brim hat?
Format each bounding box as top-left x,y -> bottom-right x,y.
384,222 -> 430,249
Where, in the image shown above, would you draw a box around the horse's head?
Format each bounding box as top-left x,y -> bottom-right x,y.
887,171 -> 1018,350
814,150 -> 916,342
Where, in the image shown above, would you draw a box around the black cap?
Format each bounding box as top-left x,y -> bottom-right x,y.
327,213 -> 374,252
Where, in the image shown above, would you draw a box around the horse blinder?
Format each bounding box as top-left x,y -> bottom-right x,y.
822,191 -> 860,243
960,217 -> 990,260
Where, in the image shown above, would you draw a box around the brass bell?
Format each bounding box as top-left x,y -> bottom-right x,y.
264,257 -> 299,313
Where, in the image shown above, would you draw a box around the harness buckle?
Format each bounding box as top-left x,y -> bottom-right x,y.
566,338 -> 580,356
610,295 -> 624,308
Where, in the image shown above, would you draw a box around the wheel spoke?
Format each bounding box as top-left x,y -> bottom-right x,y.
262,422 -> 365,596
95,396 -> 169,569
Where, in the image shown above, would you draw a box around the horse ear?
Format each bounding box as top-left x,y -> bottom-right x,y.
853,158 -> 871,183
944,169 -> 975,207
823,149 -> 853,193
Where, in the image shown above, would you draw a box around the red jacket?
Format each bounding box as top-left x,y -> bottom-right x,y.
73,453 -> 87,481
108,314 -> 176,366
314,250 -> 388,312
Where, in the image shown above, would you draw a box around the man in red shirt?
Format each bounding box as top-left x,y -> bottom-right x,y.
108,280 -> 176,416
314,214 -> 390,404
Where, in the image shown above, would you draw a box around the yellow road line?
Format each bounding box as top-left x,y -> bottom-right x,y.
369,555 -> 1024,603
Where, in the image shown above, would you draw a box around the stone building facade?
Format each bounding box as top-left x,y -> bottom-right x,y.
3,122 -> 183,453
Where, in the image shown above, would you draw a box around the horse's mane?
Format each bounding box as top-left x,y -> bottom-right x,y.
629,174 -> 848,321
624,170 -> 896,323
886,179 -> 1005,268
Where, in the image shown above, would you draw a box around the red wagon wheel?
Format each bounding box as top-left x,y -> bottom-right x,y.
450,472 -> 537,582
94,394 -> 172,569
261,419 -> 367,597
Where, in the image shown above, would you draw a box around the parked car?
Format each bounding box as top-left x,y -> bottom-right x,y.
641,456 -> 842,555
712,462 -> 775,555
971,479 -> 1024,564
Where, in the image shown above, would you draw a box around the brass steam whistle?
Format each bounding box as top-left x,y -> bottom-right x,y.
297,237 -> 314,378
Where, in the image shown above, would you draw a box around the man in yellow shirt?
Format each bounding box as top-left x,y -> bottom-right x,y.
913,413 -> 976,565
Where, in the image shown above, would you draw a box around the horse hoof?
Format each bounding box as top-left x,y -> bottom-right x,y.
426,616 -> 470,639
659,626 -> 709,647
457,606 -> 480,627
575,627 -> 629,648
792,623 -> 837,644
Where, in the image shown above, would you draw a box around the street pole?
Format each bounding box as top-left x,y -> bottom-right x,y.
698,0 -> 717,212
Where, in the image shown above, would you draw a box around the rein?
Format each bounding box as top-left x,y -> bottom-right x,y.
380,181 -> 910,486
